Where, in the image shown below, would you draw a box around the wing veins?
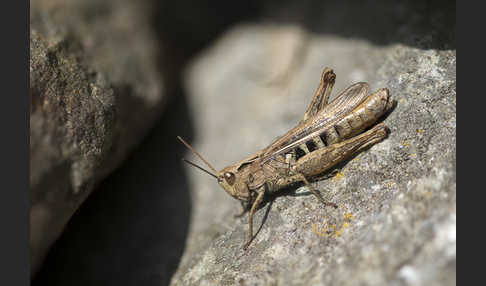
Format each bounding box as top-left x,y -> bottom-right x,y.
261,82 -> 370,162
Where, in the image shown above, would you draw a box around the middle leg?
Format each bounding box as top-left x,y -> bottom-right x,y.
244,186 -> 266,249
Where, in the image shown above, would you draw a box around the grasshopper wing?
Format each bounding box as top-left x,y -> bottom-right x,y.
262,82 -> 370,161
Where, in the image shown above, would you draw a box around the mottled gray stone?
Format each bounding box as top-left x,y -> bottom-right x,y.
30,0 -> 165,274
170,24 -> 455,286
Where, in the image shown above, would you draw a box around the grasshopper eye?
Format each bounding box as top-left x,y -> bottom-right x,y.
224,172 -> 235,185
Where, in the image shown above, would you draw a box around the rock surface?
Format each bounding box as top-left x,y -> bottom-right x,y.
170,24 -> 456,286
30,0 -> 165,274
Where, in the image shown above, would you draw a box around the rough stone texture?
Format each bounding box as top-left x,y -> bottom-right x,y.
170,23 -> 456,285
30,0 -> 165,274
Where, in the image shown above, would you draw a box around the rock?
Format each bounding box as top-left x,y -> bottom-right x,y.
30,0 -> 165,274
170,23 -> 456,285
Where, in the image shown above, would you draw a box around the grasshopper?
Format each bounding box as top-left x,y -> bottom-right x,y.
178,67 -> 394,249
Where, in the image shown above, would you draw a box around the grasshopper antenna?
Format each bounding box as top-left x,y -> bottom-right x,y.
177,136 -> 219,178
181,159 -> 218,179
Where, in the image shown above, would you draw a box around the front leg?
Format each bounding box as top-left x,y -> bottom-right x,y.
302,67 -> 336,122
244,186 -> 266,249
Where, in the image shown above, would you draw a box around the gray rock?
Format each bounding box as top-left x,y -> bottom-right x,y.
170,24 -> 456,286
30,0 -> 165,274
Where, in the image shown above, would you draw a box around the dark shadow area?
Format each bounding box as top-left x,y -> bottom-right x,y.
153,0 -> 260,81
33,86 -> 194,286
154,0 -> 455,76
260,0 -> 455,50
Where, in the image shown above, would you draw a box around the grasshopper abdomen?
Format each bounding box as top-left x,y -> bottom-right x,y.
291,87 -> 392,163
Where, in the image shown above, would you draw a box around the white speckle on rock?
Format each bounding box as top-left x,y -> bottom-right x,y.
434,214 -> 456,258
266,243 -> 289,260
371,184 -> 381,193
295,186 -> 311,195
399,265 -> 421,285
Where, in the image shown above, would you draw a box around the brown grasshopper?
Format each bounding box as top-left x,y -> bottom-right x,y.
178,67 -> 394,249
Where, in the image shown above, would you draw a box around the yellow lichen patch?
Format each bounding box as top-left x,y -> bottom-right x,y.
335,222 -> 350,237
332,172 -> 344,182
312,211 -> 354,238
352,153 -> 362,162
311,223 -> 329,237
344,212 -> 354,221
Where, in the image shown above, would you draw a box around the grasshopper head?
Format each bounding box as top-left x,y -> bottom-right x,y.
177,136 -> 251,202
217,166 -> 250,202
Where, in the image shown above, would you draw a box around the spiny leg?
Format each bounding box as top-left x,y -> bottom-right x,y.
244,187 -> 266,249
294,123 -> 389,179
295,173 -> 337,208
302,67 -> 336,122
291,123 -> 388,208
